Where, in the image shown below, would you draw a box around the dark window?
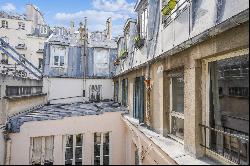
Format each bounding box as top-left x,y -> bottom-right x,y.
133,76 -> 145,123
122,79 -> 128,106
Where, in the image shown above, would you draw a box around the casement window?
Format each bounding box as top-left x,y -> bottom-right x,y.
94,132 -> 110,165
133,77 -> 145,123
52,54 -> 65,67
201,52 -> 249,164
40,26 -> 48,34
140,6 -> 148,38
18,22 -> 25,30
64,134 -> 83,165
38,58 -> 43,69
1,20 -> 8,28
114,81 -> 119,102
169,72 -> 184,140
162,0 -> 189,26
30,136 -> 54,165
122,79 -> 128,106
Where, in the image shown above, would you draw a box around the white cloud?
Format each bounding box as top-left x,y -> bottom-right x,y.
54,10 -> 130,35
0,3 -> 16,12
93,0 -> 135,13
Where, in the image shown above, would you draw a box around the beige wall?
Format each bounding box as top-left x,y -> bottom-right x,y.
43,78 -> 114,104
113,21 -> 249,159
0,18 -> 46,68
0,128 -> 4,165
9,112 -> 126,165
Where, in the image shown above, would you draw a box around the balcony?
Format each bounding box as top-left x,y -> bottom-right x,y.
200,124 -> 249,165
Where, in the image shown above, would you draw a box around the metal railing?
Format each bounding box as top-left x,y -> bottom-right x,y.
200,124 -> 249,165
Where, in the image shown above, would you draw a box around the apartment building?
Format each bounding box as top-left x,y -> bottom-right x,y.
113,0 -> 249,165
0,0 -> 249,165
0,4 -> 50,72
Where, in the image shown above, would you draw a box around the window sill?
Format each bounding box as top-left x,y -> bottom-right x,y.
122,114 -> 221,165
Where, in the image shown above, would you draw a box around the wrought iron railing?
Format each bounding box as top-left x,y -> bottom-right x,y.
200,124 -> 249,165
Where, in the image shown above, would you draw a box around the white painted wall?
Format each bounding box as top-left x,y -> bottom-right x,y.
43,78 -> 114,104
9,112 -> 126,165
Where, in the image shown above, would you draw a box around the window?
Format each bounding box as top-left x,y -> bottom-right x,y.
38,58 -> 43,69
94,132 -> 110,165
122,79 -> 128,106
1,53 -> 8,64
114,81 -> 119,102
135,149 -> 139,165
1,20 -> 8,28
162,0 -> 189,26
40,26 -> 48,34
18,22 -> 25,30
133,77 -> 145,123
30,136 -> 54,165
140,7 -> 148,38
202,53 -> 249,164
89,85 -> 102,102
53,55 -> 65,67
169,72 -> 184,140
64,134 -> 83,165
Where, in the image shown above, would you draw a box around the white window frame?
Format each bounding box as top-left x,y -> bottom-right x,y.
51,47 -> 68,68
140,5 -> 148,39
1,20 -> 8,28
40,26 -> 48,34
18,22 -> 25,30
93,132 -> 111,165
30,136 -> 54,165
63,134 -> 84,165
169,74 -> 185,143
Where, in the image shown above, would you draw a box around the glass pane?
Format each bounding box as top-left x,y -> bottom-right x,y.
171,116 -> 184,139
65,148 -> 73,160
94,133 -> 101,144
94,157 -> 100,165
65,159 -> 72,165
172,76 -> 184,113
75,147 -> 82,159
66,135 -> 73,147
209,54 -> 249,163
103,133 -> 109,144
54,56 -> 59,65
94,144 -> 100,156
60,56 -> 64,66
103,156 -> 109,165
76,134 -> 82,146
103,144 -> 109,156
75,158 -> 82,165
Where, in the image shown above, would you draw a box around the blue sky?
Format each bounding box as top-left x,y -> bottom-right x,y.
0,0 -> 137,37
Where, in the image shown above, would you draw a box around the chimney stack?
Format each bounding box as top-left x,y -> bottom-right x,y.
70,21 -> 75,34
106,17 -> 112,39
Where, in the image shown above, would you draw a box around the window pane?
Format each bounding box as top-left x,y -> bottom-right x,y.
103,156 -> 109,165
209,54 -> 249,163
54,56 -> 59,66
94,144 -> 100,156
94,157 -> 100,165
103,144 -> 109,156
31,137 -> 42,165
75,147 -> 82,159
76,134 -> 82,146
94,133 -> 101,144
65,148 -> 73,160
171,116 -> 184,139
65,159 -> 72,165
75,158 -> 82,165
45,136 -> 54,164
66,135 -> 73,147
172,76 -> 184,113
60,56 -> 64,66
103,133 -> 109,144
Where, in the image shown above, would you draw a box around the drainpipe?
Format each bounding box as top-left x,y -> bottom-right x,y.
145,63 -> 151,126
4,131 -> 11,165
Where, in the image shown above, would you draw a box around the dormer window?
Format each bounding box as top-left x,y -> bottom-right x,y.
18,22 -> 25,30
40,26 -> 48,34
1,20 -> 8,28
140,6 -> 148,38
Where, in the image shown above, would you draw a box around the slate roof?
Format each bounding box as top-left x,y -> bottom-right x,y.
6,101 -> 127,133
